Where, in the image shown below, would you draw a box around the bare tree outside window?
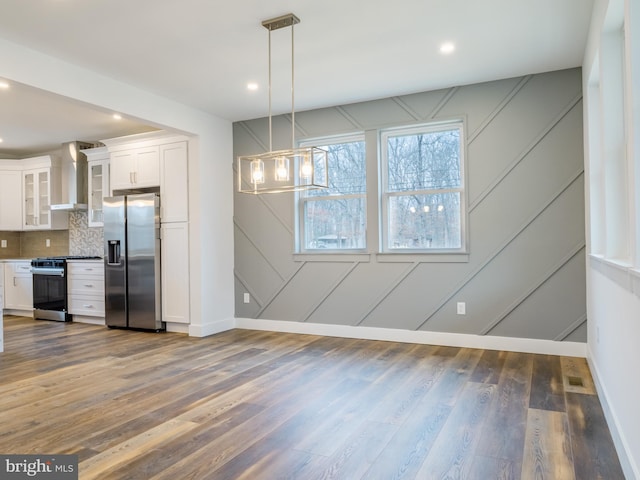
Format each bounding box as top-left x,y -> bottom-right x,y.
383,124 -> 465,251
300,137 -> 366,250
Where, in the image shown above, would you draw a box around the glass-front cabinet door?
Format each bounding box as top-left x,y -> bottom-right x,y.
89,162 -> 104,226
23,170 -> 36,228
23,168 -> 51,229
37,170 -> 51,227
86,149 -> 109,227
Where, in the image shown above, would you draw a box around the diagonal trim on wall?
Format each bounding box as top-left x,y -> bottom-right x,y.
301,262 -> 361,323
234,218 -> 287,281
255,262 -> 307,318
390,96 -> 422,121
469,93 -> 584,212
416,170 -> 585,331
468,75 -> 532,143
554,314 -> 587,341
237,121 -> 268,151
481,244 -> 586,335
429,87 -> 459,119
335,105 -> 365,130
356,262 -> 421,326
234,270 -> 264,307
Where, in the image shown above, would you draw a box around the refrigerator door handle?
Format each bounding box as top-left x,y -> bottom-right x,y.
107,240 -> 121,265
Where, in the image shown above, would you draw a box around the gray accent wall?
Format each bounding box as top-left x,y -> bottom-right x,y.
233,68 -> 586,342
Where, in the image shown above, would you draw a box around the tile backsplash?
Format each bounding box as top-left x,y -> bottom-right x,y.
69,211 -> 103,257
0,211 -> 103,259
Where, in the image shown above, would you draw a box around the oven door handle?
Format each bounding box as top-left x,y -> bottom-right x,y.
31,268 -> 65,277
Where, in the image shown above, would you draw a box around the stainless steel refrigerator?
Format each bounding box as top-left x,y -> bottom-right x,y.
104,192 -> 164,331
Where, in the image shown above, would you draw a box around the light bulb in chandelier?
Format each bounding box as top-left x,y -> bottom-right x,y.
275,156 -> 290,181
300,156 -> 314,179
251,159 -> 265,184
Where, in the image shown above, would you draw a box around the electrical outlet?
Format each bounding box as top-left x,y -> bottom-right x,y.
457,302 -> 466,315
0,239 -> 6,248
243,293 -> 250,304
46,238 -> 51,247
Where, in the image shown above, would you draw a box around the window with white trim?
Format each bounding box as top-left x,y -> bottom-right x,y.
298,135 -> 366,251
381,122 -> 466,252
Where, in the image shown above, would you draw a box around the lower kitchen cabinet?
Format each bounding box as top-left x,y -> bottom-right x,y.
67,260 -> 105,323
161,222 -> 190,324
3,261 -> 33,312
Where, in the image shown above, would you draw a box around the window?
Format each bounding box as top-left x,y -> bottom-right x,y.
298,135 -> 366,251
381,122 -> 465,252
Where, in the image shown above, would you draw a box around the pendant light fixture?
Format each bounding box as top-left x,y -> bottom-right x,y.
237,13 -> 328,194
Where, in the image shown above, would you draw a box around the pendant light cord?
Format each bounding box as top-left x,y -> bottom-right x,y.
291,22 -> 295,150
268,27 -> 273,152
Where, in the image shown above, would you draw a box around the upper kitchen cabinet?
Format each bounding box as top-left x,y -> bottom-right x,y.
109,146 -> 160,191
102,132 -> 189,222
160,141 -> 188,223
84,146 -> 110,227
0,163 -> 23,230
22,156 -> 68,230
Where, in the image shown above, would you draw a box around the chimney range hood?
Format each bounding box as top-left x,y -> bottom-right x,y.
50,141 -> 97,211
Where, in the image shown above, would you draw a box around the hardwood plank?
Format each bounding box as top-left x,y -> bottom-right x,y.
468,455 -> 520,480
475,352 -> 532,463
565,392 -> 625,480
529,354 -> 566,412
415,382 -> 496,479
521,408 -> 575,480
470,349 -> 508,384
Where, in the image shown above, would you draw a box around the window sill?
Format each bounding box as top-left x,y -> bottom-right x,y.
293,253 -> 371,262
376,253 -> 469,263
292,252 -> 469,263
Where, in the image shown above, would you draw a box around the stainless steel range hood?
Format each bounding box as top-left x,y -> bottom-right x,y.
50,141 -> 96,211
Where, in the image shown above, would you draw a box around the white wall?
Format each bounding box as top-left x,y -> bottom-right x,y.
0,37 -> 235,336
583,0 -> 640,478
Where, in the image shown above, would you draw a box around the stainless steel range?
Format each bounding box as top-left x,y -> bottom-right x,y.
31,256 -> 101,321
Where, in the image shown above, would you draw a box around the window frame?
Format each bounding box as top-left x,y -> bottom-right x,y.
379,120 -> 468,254
296,133 -> 367,254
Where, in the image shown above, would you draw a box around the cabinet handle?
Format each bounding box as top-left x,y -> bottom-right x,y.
84,284 -> 94,288
83,304 -> 94,308
130,172 -> 134,184
14,277 -> 17,286
133,171 -> 138,184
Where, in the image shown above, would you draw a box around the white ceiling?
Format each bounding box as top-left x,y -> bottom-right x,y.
0,0 -> 594,157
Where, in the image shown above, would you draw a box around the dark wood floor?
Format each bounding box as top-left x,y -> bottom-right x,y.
0,315 -> 624,479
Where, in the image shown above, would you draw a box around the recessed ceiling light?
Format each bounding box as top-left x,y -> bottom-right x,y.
0,81 -> 9,89
247,82 -> 259,91
439,42 -> 456,55
112,113 -> 122,120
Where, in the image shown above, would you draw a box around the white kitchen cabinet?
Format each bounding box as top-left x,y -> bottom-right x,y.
110,146 -> 160,191
0,262 -> 5,311
22,156 -> 68,230
0,263 -> 3,352
161,222 -> 189,324
85,147 -> 110,227
3,261 -> 33,312
0,169 -> 23,230
67,260 -> 105,323
160,141 -> 189,223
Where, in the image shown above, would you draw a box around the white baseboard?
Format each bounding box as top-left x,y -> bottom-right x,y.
189,316 -> 235,337
166,322 -> 189,334
72,315 -> 105,325
587,346 -> 639,480
233,318 -> 587,357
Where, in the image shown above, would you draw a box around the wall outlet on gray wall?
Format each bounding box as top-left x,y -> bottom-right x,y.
243,293 -> 250,304
457,302 -> 466,315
